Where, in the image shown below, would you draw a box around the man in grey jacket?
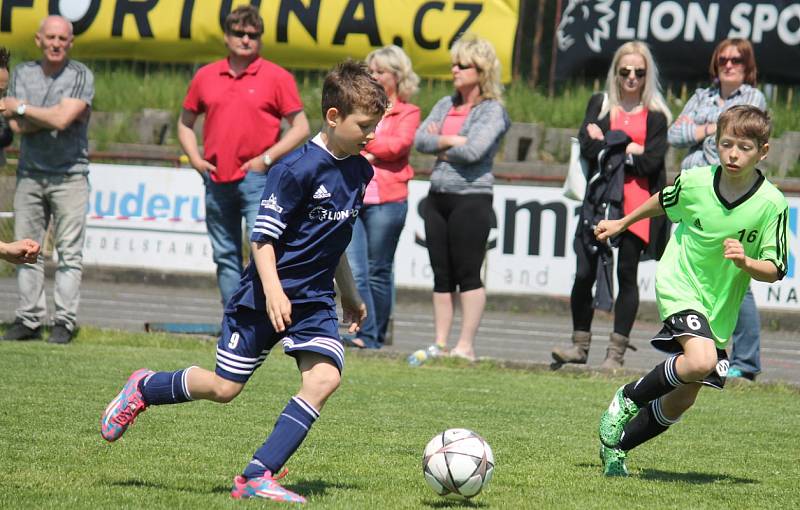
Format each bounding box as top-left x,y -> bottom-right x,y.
1,16 -> 94,344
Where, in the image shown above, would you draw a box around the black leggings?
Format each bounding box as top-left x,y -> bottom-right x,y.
570,231 -> 645,337
424,192 -> 493,293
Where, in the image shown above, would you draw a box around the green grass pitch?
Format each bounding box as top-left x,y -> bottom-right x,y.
1,327 -> 798,509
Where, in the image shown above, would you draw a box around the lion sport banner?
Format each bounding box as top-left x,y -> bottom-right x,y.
555,0 -> 800,83
0,0 -> 518,81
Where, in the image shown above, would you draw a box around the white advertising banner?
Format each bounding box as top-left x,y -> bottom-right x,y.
83,163 -> 213,273
82,165 -> 800,311
395,180 -> 800,312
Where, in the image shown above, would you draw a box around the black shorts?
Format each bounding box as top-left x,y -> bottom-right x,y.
651,310 -> 729,390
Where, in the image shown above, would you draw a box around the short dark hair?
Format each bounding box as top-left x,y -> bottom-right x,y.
224,5 -> 263,35
709,38 -> 757,86
0,47 -> 10,70
321,59 -> 388,118
716,105 -> 771,147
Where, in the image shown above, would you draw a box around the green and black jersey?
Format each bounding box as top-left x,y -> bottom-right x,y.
657,165 -> 788,348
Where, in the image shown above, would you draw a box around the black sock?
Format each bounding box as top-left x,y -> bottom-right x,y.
618,398 -> 679,451
623,355 -> 685,407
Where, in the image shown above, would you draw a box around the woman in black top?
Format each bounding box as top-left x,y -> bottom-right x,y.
552,41 -> 671,369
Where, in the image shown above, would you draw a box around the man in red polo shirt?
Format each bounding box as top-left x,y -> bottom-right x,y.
178,5 -> 309,307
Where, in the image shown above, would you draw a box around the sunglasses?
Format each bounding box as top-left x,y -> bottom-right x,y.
718,56 -> 744,67
618,67 -> 646,78
452,62 -> 474,70
228,29 -> 262,39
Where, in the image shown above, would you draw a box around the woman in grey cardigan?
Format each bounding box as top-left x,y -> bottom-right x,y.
413,35 -> 510,362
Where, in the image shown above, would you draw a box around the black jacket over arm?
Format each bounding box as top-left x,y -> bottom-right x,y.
577,93 -> 669,260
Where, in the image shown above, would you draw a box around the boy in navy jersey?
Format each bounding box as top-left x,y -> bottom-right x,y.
100,61 -> 388,503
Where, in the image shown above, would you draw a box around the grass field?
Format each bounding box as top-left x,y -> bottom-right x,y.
1,327 -> 799,509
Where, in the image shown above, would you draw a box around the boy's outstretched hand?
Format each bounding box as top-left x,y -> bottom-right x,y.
594,219 -> 624,242
723,238 -> 747,269
342,301 -> 367,334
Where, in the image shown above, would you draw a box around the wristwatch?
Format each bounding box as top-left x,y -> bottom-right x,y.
16,103 -> 27,116
263,153 -> 273,168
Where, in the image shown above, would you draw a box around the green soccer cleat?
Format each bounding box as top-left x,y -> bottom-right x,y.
599,444 -> 629,477
599,386 -> 639,447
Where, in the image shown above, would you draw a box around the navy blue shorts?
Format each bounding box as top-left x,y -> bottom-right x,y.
215,302 -> 344,383
651,310 -> 728,390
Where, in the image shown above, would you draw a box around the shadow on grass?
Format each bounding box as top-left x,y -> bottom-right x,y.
111,479 -> 202,493
423,498 -> 488,508
638,469 -> 758,485
292,478 -> 359,497
575,463 -> 758,485
111,478 -> 358,497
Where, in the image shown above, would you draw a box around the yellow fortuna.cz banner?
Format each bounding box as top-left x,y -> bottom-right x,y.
0,0 -> 519,81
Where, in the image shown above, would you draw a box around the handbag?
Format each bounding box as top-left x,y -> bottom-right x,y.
562,136 -> 589,201
563,93 -> 608,201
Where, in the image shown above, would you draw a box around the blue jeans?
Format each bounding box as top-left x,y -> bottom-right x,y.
204,171 -> 266,306
14,172 -> 89,331
730,287 -> 761,375
345,201 -> 408,347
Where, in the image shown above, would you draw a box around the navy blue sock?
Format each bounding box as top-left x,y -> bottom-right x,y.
623,355 -> 685,407
139,367 -> 195,406
243,397 -> 319,479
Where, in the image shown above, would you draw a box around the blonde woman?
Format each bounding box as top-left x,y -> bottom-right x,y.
343,45 -> 421,349
552,41 -> 671,369
414,35 -> 510,362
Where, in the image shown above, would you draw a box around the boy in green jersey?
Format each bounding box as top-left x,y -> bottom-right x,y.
593,105 -> 788,476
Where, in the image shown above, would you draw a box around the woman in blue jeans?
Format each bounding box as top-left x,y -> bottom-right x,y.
344,45 -> 421,348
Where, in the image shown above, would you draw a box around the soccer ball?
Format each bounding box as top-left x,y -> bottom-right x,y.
422,428 -> 494,499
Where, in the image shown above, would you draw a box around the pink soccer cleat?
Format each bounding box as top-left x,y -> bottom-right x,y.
100,368 -> 154,442
230,471 -> 306,503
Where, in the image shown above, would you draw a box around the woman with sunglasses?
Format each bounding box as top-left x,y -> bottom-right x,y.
413,35 -> 510,362
552,41 -> 671,370
668,38 -> 765,170
667,38 -> 766,382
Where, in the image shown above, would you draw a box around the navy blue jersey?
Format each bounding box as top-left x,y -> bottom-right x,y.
226,136 -> 373,311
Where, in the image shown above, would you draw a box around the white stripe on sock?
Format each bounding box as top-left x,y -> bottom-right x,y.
652,398 -> 680,426
292,396 -> 320,419
281,412 -> 310,431
183,366 -> 197,401
664,355 -> 682,387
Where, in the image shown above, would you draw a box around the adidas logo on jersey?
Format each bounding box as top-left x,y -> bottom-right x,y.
693,218 -> 703,230
313,185 -> 331,199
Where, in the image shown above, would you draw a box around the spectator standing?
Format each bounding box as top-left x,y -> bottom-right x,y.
1,16 -> 94,344
343,45 -> 420,349
0,47 -> 13,161
667,38 -> 765,381
414,35 -> 510,362
552,41 -> 671,370
178,5 -> 309,307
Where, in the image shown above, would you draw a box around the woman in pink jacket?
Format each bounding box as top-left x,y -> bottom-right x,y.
344,45 -> 421,349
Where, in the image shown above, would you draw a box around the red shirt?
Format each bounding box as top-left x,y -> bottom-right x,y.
183,57 -> 303,183
611,107 -> 650,244
363,101 -> 421,204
